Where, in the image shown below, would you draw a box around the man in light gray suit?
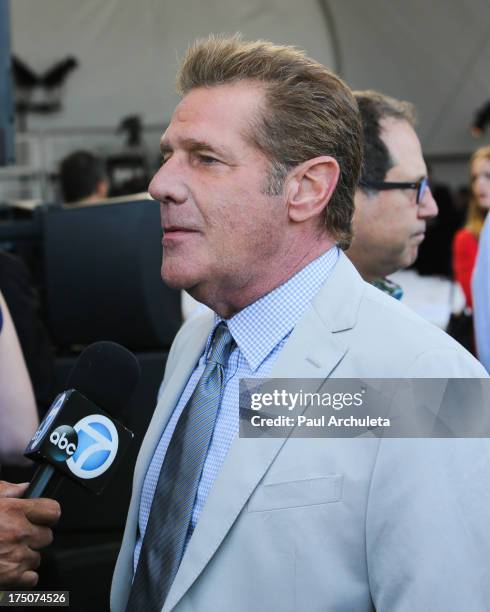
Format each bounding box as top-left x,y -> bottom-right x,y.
112,36 -> 490,611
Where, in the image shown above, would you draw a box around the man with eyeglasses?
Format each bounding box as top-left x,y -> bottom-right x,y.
347,90 -> 438,299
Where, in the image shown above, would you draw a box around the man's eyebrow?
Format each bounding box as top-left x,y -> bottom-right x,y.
160,138 -> 232,158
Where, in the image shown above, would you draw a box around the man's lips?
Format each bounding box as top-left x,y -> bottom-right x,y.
162,226 -> 199,244
411,231 -> 425,242
163,225 -> 197,231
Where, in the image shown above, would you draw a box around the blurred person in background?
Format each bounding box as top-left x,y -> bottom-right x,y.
470,147 -> 490,370
59,150 -> 109,206
451,146 -> 490,352
0,291 -> 38,466
452,146 -> 490,309
347,90 -> 438,299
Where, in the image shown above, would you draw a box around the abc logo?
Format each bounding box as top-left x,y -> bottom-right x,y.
66,414 -> 119,479
27,392 -> 67,452
47,425 -> 78,462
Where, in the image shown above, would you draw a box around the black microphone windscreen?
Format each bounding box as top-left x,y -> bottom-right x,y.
66,341 -> 141,417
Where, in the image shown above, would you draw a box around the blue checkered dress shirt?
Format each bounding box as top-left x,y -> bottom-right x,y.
134,246 -> 339,572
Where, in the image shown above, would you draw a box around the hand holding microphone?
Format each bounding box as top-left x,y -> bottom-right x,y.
0,480 -> 60,587
0,341 -> 140,587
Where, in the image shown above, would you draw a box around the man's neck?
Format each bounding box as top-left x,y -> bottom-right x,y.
346,251 -> 380,283
192,236 -> 336,319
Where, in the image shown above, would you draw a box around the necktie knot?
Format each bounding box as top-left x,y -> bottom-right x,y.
207,322 -> 235,367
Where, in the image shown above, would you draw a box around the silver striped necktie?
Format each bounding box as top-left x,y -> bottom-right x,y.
126,322 -> 235,611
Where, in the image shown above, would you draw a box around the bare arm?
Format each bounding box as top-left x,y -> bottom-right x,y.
0,292 -> 39,465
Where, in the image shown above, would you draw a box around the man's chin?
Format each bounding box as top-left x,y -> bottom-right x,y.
161,265 -> 198,290
400,247 -> 419,271
162,274 -> 196,291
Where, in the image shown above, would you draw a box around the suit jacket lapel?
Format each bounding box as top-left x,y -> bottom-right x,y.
133,316 -> 213,491
112,315 -> 214,612
164,254 -> 366,611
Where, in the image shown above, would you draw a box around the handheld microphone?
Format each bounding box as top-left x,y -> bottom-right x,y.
23,341 -> 141,499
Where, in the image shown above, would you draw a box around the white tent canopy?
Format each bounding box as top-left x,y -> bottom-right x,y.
9,0 -> 490,186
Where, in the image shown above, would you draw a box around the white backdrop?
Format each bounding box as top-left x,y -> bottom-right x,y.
11,0 -> 336,130
328,0 -> 490,156
9,0 -> 490,187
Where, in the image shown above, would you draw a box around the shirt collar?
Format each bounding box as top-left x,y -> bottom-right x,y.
206,246 -> 339,371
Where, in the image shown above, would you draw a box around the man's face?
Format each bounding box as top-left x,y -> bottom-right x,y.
350,118 -> 438,280
149,82 -> 289,307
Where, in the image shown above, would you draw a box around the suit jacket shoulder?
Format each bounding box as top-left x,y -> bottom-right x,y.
111,252 -> 489,612
303,253 -> 486,379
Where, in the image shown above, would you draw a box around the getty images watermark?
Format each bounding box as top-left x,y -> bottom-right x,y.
239,378 -> 490,438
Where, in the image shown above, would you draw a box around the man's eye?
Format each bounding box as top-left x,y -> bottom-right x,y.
161,154 -> 171,165
198,154 -> 219,165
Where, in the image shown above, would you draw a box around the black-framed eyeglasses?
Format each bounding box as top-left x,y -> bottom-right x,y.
359,176 -> 429,204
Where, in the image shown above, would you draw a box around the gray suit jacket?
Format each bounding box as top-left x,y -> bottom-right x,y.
112,253 -> 490,612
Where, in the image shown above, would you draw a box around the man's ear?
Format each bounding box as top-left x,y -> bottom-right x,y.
284,156 -> 340,223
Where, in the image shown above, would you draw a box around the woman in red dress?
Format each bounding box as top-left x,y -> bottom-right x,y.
452,146 -> 490,310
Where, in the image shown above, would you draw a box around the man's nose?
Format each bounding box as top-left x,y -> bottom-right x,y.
418,185 -> 438,220
148,159 -> 188,205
